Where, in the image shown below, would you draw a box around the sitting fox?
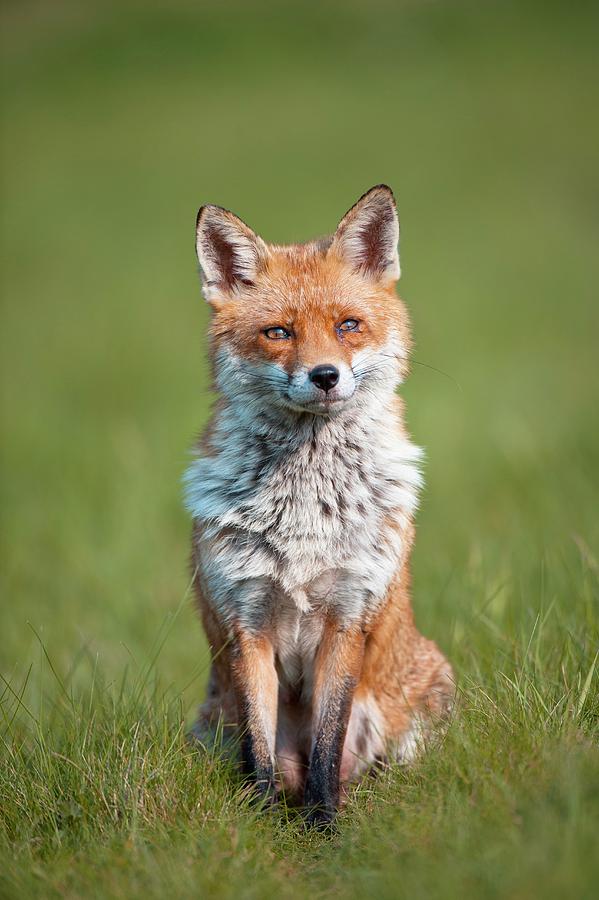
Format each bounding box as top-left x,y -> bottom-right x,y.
184,185 -> 454,825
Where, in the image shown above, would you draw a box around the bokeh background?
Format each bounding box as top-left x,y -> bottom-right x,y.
1,2 -> 599,882
3,0 -> 598,695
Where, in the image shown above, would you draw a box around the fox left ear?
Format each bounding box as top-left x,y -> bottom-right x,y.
329,185 -> 400,281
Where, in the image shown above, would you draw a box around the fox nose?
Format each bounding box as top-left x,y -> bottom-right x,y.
309,364 -> 340,393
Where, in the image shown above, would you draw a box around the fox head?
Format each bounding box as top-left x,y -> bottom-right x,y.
195,185 -> 411,418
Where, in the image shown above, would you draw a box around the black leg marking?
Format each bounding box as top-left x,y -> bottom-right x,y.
304,676 -> 355,827
240,729 -> 276,802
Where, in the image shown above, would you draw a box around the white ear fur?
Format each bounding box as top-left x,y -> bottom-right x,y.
329,185 -> 400,281
195,205 -> 267,301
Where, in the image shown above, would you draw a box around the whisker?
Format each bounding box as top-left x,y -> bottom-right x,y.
237,366 -> 287,388
353,350 -> 461,391
412,360 -> 462,392
352,363 -> 393,379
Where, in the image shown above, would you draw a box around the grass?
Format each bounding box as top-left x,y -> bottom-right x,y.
1,0 -> 598,897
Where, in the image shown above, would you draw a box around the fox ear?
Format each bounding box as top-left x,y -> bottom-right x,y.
195,205 -> 267,301
329,185 -> 400,281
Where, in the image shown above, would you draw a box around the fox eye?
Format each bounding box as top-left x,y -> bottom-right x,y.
337,318 -> 360,333
263,326 -> 292,340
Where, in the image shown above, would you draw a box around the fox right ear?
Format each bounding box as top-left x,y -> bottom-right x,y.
195,205 -> 267,301
329,185 -> 400,282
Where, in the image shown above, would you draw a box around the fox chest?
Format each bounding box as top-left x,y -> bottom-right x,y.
190,429 -> 420,630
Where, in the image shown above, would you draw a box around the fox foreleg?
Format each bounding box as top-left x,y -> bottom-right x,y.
304,622 -> 365,826
231,628 -> 278,803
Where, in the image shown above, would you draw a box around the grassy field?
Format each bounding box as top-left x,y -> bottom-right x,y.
1,1 -> 598,897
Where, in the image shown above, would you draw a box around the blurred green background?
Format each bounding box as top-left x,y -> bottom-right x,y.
2,2 -> 599,897
1,0 -> 598,709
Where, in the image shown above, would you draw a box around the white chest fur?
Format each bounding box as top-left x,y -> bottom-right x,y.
185,397 -> 422,645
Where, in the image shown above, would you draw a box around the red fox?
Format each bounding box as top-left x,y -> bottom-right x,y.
185,185 -> 454,825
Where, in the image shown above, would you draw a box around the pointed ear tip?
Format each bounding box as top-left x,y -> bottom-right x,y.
366,184 -> 396,204
196,203 -> 224,231
195,205 -> 215,234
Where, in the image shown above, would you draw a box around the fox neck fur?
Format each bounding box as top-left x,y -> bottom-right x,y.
184,363 -> 422,639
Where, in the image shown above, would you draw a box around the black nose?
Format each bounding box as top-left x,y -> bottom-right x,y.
309,364 -> 340,393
